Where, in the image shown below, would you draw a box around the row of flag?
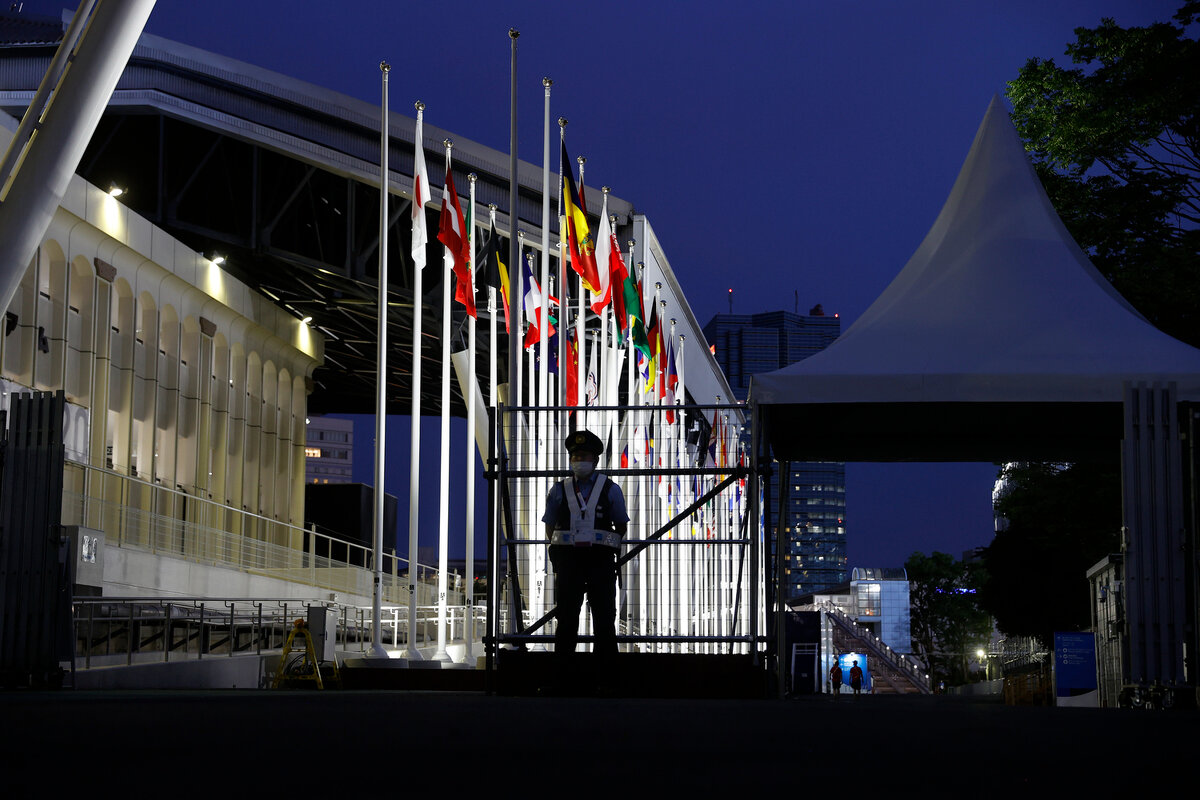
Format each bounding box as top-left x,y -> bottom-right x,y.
409,109 -> 684,419
390,77 -> 753,658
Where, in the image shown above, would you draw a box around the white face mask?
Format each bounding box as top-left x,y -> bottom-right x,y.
571,460 -> 595,479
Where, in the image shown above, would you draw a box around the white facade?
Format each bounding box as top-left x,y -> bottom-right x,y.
0,115 -> 346,598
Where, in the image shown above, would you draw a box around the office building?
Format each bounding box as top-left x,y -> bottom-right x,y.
703,308 -> 845,598
305,415 -> 353,484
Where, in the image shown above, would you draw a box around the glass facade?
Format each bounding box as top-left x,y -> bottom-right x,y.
702,309 -> 846,599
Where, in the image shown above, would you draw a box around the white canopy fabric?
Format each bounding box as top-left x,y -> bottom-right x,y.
752,97 -> 1200,461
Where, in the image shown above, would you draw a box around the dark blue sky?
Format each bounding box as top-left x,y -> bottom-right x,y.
25,0 -> 1184,565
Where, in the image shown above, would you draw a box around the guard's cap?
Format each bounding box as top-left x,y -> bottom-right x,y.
565,429 -> 604,456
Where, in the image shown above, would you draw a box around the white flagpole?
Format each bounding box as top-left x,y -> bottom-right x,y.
626,242 -> 642,643
576,155 -> 587,429
557,120 -> 568,417
488,204 -> 499,410
486,203 -> 499,656
593,187 -> 612,448
540,78 -> 552,418
535,79 -> 552,650
434,138 -> 454,662
506,34 -> 523,643
371,62 -> 391,658
668,316 -> 680,651
464,172 -> 478,663
406,100 -> 430,661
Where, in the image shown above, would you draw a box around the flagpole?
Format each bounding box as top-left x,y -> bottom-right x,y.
371,61 -> 390,658
433,138 -> 455,662
576,155 -> 587,430
506,34 -> 522,645
406,100 -> 429,661
488,204 -> 499,410
668,316 -> 680,651
515,230 -> 528,610
594,187 -> 610,442
556,119 -> 567,417
539,78 -> 552,421
486,203 -> 499,655
534,78 -> 552,651
464,172 -> 478,663
654,288 -> 667,649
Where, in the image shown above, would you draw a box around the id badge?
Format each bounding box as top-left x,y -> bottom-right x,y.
570,518 -> 592,546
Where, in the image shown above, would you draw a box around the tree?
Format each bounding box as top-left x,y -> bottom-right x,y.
1006,1 -> 1200,346
980,461 -> 1121,644
905,551 -> 993,687
993,4 -> 1197,649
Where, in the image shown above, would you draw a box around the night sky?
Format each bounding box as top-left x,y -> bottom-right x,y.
20,0 -> 1184,566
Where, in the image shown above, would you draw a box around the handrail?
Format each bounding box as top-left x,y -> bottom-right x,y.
71,596 -> 493,669
816,601 -> 931,692
62,462 -> 459,603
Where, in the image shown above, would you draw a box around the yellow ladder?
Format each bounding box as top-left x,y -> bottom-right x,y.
272,619 -> 337,689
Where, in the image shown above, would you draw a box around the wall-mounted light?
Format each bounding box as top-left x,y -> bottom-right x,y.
108,184 -> 125,198
300,315 -> 313,325
210,254 -> 226,265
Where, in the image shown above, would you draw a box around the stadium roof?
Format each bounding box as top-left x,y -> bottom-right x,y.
0,10 -> 635,415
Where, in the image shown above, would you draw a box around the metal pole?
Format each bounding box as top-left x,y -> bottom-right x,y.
370,61 -> 391,658
0,0 -> 157,312
506,29 -> 521,497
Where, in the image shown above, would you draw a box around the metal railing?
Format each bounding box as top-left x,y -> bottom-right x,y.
818,601 -> 931,691
61,462 -> 455,604
489,402 -> 762,657
71,596 -> 493,668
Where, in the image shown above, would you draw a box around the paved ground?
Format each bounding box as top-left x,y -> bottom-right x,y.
0,690 -> 1194,795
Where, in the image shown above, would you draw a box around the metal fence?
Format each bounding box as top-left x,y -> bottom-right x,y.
61,462 -> 456,606
486,403 -> 763,657
71,596 -> 492,668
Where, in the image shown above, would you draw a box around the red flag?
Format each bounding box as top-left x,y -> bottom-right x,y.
609,234 -> 630,335
565,327 -> 580,409
437,165 -> 474,317
664,339 -> 679,424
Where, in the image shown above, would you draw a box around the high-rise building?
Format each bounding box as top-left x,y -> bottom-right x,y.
703,308 -> 846,599
305,415 -> 354,484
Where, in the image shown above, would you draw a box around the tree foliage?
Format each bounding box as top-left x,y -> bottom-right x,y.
1006,1 -> 1200,346
905,551 -> 993,687
981,461 -> 1121,644
991,4 -> 1196,648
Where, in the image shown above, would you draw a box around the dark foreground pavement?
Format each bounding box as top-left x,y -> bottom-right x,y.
0,691 -> 1195,796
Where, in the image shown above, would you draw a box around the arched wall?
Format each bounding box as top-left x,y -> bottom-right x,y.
7,207 -> 322,541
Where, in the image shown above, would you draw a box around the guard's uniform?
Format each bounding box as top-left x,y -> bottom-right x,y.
542,431 -> 628,674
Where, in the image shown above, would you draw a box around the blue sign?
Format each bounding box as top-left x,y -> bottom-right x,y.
837,652 -> 871,692
1054,632 -> 1098,707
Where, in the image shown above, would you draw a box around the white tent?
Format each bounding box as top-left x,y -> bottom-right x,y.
752,97 -> 1200,461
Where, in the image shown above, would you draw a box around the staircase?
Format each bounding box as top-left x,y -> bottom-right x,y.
825,608 -> 931,695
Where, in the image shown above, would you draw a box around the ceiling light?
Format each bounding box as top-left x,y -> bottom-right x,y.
211,254 -> 226,265
300,315 -> 313,325
108,185 -> 125,198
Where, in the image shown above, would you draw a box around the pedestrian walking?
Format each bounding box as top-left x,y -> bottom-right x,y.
849,659 -> 864,697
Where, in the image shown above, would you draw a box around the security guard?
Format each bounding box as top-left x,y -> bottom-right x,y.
542,430 -> 628,688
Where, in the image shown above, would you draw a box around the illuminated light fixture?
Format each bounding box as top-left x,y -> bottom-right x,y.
300,315 -> 313,325
211,254 -> 226,265
108,184 -> 125,198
